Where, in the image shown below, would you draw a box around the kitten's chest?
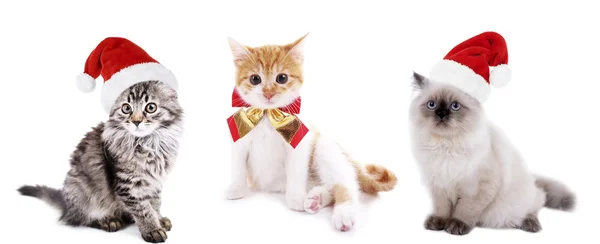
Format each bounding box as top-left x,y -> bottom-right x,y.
131,145 -> 170,186
416,136 -> 476,187
245,118 -> 289,192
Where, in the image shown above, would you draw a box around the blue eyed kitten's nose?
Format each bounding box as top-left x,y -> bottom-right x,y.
132,121 -> 141,127
435,109 -> 449,119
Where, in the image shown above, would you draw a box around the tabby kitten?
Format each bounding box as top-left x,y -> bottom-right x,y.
409,72 -> 575,235
18,81 -> 183,243
225,34 -> 397,232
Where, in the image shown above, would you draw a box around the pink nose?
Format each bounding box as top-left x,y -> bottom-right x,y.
263,92 -> 275,100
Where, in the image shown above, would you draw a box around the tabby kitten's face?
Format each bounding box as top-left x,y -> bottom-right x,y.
410,72 -> 484,137
108,81 -> 182,137
228,34 -> 307,109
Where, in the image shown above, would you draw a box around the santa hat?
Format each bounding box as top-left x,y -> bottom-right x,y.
428,31 -> 510,103
76,37 -> 178,112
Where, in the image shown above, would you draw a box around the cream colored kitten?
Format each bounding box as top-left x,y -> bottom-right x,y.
409,72 -> 575,235
224,34 -> 397,232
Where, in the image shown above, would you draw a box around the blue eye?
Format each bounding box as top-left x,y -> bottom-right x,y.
451,102 -> 461,111
427,100 -> 436,110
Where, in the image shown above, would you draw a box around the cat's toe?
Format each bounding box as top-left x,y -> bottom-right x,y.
142,229 -> 168,243
332,203 -> 357,232
424,215 -> 447,231
107,220 -> 122,232
160,217 -> 172,231
444,218 -> 473,235
304,194 -> 322,214
225,184 -> 248,200
519,215 -> 542,233
92,218 -> 124,232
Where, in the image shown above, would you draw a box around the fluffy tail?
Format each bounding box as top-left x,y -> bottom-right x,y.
18,185 -> 66,211
349,159 -> 398,194
535,176 -> 576,211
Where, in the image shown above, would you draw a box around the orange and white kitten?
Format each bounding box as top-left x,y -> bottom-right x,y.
225,34 -> 397,231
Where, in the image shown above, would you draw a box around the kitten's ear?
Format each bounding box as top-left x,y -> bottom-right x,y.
285,33 -> 308,63
228,37 -> 252,63
412,71 -> 428,90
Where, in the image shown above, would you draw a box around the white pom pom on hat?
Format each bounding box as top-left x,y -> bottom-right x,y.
489,64 -> 511,88
76,73 -> 96,93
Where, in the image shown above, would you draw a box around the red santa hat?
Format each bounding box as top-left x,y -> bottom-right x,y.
428,31 -> 510,103
76,37 -> 178,112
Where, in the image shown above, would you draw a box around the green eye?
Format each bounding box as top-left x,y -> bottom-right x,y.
145,103 -> 157,113
121,104 -> 132,114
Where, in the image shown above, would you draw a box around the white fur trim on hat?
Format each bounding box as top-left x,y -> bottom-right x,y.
429,59 -> 491,103
100,62 -> 178,113
76,73 -> 96,93
489,64 -> 511,88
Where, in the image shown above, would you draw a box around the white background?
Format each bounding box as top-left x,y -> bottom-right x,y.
1,0 -> 598,243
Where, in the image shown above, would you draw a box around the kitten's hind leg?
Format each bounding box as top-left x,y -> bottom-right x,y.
518,213 -> 542,233
312,138 -> 360,232
304,186 -> 333,214
331,184 -> 358,232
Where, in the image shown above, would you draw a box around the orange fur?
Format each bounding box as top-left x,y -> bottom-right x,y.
332,184 -> 351,205
307,131 -> 322,186
344,152 -> 398,194
130,113 -> 143,122
230,35 -> 306,97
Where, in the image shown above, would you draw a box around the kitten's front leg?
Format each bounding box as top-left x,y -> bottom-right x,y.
225,143 -> 249,200
151,198 -> 172,231
120,196 -> 166,243
285,143 -> 310,211
446,179 -> 498,235
424,188 -> 452,231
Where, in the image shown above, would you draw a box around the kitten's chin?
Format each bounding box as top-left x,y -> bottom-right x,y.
259,100 -> 284,109
248,97 -> 297,109
429,123 -> 462,137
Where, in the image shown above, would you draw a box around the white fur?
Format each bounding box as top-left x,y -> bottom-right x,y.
228,37 -> 252,62
226,116 -> 360,231
285,33 -> 308,63
100,62 -> 178,113
124,120 -> 160,137
429,59 -> 491,104
410,113 -> 545,228
490,64 -> 511,88
303,186 -> 333,214
76,73 -> 96,93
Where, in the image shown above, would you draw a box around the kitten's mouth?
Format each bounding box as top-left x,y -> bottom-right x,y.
126,126 -> 154,137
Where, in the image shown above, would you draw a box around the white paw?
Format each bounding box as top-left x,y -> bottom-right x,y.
332,203 -> 357,232
225,184 -> 248,200
286,192 -> 306,211
303,187 -> 329,214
